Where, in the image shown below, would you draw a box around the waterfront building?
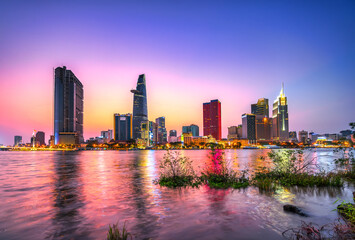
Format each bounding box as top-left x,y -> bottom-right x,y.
54,66 -> 84,145
101,130 -> 113,141
227,126 -> 239,140
36,131 -> 45,146
272,83 -> 289,141
242,114 -> 256,142
251,98 -> 269,118
255,115 -> 272,140
14,136 -> 22,146
131,74 -> 148,140
182,124 -> 199,137
169,130 -> 177,137
169,130 -> 178,143
114,113 -> 132,141
49,135 -> 55,146
156,117 -> 167,144
289,131 -> 297,142
298,130 -> 308,144
203,99 -> 221,140
179,132 -> 193,145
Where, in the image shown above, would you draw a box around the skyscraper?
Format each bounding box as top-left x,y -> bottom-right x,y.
272,83 -> 289,141
131,74 -> 148,140
242,114 -> 256,142
251,98 -> 269,118
35,131 -> 45,146
54,66 -> 84,145
156,117 -> 167,144
182,124 -> 199,137
203,99 -> 221,140
114,114 -> 132,141
169,130 -> 177,137
14,136 -> 22,146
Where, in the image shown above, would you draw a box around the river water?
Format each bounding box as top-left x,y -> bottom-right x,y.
0,149 -> 354,240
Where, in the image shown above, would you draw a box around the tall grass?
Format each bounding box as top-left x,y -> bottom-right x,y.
106,221 -> 132,240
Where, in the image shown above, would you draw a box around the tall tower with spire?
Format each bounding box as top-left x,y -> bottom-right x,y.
272,83 -> 289,141
131,74 -> 148,140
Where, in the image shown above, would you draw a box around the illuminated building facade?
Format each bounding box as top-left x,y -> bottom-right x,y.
35,131 -> 45,146
242,113 -> 256,142
54,66 -> 84,145
131,74 -> 148,140
182,124 -> 199,137
251,98 -> 269,118
156,117 -> 167,144
114,113 -> 132,141
203,99 -> 221,140
272,83 -> 289,141
255,115 -> 272,140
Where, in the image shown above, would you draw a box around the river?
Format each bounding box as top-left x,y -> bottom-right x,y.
0,149 -> 353,239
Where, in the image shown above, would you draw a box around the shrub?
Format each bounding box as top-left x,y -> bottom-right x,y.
156,151 -> 199,187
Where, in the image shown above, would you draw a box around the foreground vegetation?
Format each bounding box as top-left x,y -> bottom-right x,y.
106,222 -> 132,240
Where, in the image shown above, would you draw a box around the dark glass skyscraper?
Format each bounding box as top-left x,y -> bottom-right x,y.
182,124 -> 199,137
14,136 -> 22,146
54,66 -> 84,145
156,117 -> 167,144
131,74 -> 148,140
114,113 -> 132,141
242,113 -> 256,142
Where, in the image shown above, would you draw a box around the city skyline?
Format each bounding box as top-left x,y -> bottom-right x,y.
1,1 -> 354,145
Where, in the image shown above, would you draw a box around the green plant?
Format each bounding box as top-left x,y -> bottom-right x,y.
106,221 -> 132,240
155,151 -> 199,187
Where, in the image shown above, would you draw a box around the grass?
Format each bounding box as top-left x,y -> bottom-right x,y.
106,221 -> 132,240
157,175 -> 201,188
252,171 -> 343,190
200,173 -> 249,189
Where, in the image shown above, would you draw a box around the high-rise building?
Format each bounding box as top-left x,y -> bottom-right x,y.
298,130 -> 308,144
114,114 -> 132,141
169,130 -> 177,137
182,124 -> 199,137
36,131 -> 45,146
289,131 -> 297,142
131,74 -> 148,140
255,115 -> 272,140
251,98 -> 269,118
242,114 -> 256,142
203,99 -> 221,140
101,130 -> 113,140
54,66 -> 84,145
14,136 -> 22,146
227,126 -> 239,140
272,83 -> 289,141
156,117 -> 167,144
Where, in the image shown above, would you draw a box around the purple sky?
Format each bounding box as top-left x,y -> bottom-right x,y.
0,0 -> 354,145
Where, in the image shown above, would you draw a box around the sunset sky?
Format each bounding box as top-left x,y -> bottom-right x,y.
0,0 -> 354,145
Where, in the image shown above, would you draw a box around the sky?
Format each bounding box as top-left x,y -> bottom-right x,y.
0,0 -> 354,145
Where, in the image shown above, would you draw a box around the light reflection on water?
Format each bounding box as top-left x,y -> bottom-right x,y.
0,149 -> 354,240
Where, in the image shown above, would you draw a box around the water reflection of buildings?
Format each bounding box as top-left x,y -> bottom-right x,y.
129,151 -> 160,239
49,152 -> 90,239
